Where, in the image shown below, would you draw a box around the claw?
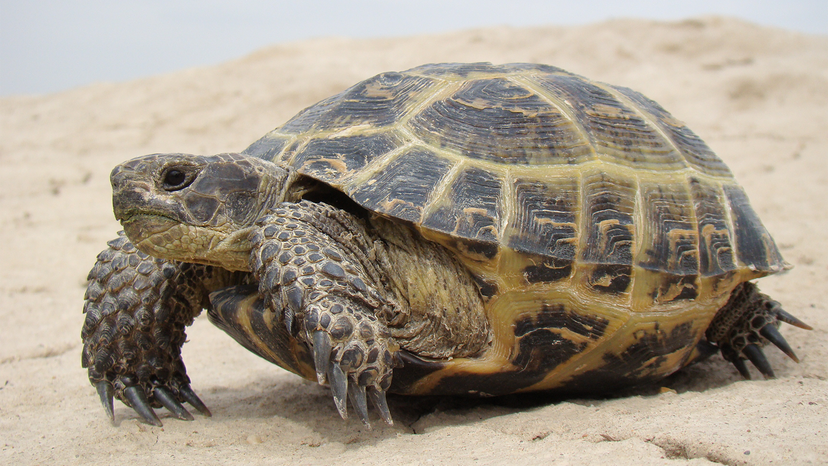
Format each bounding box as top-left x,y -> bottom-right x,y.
775,309 -> 813,330
329,362 -> 348,420
313,330 -> 332,385
732,356 -> 752,380
284,285 -> 304,315
284,307 -> 295,335
760,325 -> 800,363
743,344 -> 775,379
96,381 -> 115,424
124,386 -> 162,427
348,382 -> 370,428
722,345 -> 752,379
368,387 -> 393,426
154,387 -> 194,421
179,385 -> 211,417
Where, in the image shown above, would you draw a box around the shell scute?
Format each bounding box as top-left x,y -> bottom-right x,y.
535,75 -> 685,169
508,177 -> 579,260
724,185 -> 787,274
421,166 -> 503,249
508,177 -> 579,284
408,77 -> 590,165
637,183 -> 699,275
688,177 -> 737,276
281,73 -> 439,134
580,171 -> 636,267
290,133 -> 403,185
350,148 -> 453,223
615,86 -> 732,177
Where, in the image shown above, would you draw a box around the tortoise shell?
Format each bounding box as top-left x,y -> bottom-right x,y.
242,63 -> 786,394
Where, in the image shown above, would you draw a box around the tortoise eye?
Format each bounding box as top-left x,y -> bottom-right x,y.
161,168 -> 193,191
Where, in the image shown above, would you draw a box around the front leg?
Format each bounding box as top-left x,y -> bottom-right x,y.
250,201 -> 397,426
82,232 -> 236,426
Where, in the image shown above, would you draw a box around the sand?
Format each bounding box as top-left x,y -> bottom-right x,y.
1,16 -> 826,465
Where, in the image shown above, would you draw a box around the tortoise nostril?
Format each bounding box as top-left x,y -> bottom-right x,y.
110,167 -> 124,190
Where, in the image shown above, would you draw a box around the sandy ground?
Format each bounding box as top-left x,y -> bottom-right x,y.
1,16 -> 827,465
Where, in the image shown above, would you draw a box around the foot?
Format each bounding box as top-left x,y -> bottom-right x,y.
251,201 -> 398,426
304,295 -> 396,426
82,233 -> 218,426
707,282 -> 812,379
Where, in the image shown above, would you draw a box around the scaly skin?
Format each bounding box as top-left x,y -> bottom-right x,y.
82,232 -> 240,425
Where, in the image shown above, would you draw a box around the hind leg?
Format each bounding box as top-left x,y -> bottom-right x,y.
707,282 -> 811,378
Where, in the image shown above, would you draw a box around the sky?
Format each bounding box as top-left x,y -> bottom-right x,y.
1,0 -> 826,96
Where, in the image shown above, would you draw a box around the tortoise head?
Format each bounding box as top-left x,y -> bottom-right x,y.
111,153 -> 292,271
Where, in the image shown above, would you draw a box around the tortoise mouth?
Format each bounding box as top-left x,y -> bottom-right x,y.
121,213 -> 180,244
120,213 -> 253,271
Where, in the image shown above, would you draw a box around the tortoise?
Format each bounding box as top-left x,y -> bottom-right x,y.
82,62 -> 811,428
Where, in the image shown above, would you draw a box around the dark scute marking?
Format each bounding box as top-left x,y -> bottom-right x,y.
561,322 -> 697,394
422,166 -> 502,248
511,330 -> 585,377
183,193 -> 220,223
351,148 -> 453,223
242,135 -> 289,161
638,183 -> 699,275
292,133 -> 401,183
208,285 -> 312,376
509,177 -> 578,262
614,86 -> 732,176
523,256 -> 572,284
452,238 -> 500,261
581,172 -> 636,266
388,350 -> 447,394
588,264 -> 632,294
513,304 -> 609,340
536,75 -> 681,167
648,274 -> 699,302
672,276 -> 699,300
472,275 -> 498,300
689,177 -> 736,276
298,73 -> 438,131
409,77 -> 590,165
725,185 -> 783,272
420,305 -> 609,396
